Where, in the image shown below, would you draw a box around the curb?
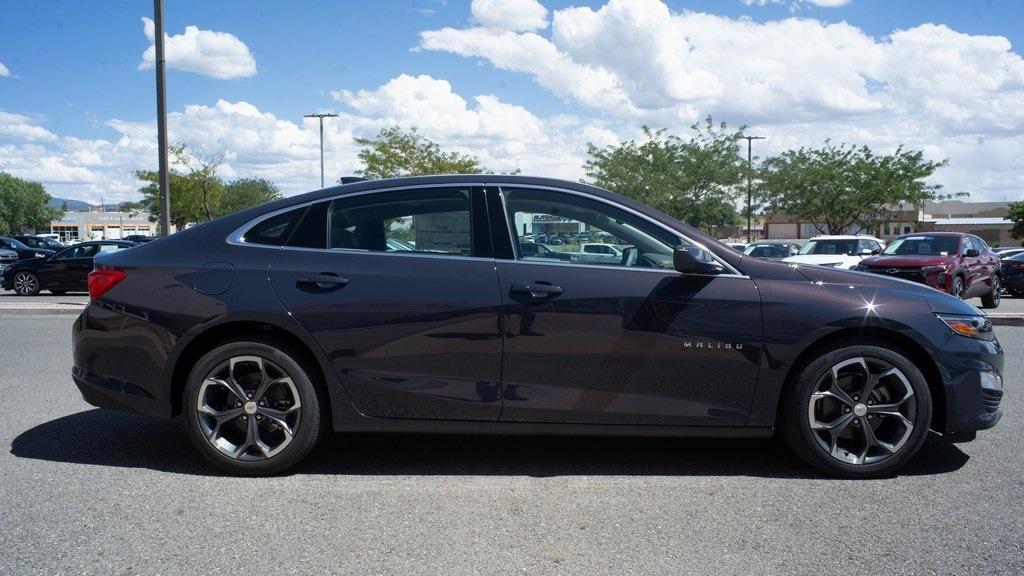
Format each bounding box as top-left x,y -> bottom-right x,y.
0,307 -> 84,315
988,315 -> 1024,327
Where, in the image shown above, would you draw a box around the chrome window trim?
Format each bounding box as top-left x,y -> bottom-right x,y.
491,183 -> 744,277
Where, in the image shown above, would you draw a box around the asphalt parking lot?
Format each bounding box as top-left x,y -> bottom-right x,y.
1,314 -> 1022,575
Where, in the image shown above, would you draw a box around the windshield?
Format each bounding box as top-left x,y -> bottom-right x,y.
883,236 -> 960,256
799,239 -> 858,256
1,238 -> 30,250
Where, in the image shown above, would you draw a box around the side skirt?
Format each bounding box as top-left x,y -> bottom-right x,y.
333,416 -> 774,439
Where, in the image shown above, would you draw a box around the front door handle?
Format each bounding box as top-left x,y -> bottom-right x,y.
510,281 -> 563,300
296,273 -> 349,291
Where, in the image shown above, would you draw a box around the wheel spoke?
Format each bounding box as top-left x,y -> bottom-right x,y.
258,407 -> 296,439
254,376 -> 294,403
207,377 -> 248,404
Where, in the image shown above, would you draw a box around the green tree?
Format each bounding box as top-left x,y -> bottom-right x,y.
1009,201 -> 1024,243
0,172 -> 63,235
583,118 -> 746,231
217,177 -> 283,216
351,126 -> 483,180
757,142 -> 955,235
136,144 -> 225,231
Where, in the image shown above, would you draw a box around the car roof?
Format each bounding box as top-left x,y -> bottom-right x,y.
807,235 -> 879,240
896,231 -> 963,237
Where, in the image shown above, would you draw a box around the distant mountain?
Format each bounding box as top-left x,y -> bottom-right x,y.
49,198 -> 124,212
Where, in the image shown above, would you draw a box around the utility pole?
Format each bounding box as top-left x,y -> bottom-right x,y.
304,113 -> 339,188
742,135 -> 765,243
154,0 -> 171,236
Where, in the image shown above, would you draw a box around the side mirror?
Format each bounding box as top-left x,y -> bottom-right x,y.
673,245 -> 725,275
965,248 -> 980,257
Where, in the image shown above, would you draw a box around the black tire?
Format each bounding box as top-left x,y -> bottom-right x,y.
950,276 -> 965,299
12,270 -> 40,296
183,338 -> 326,476
49,289 -> 67,296
980,275 -> 1001,309
780,344 -> 932,479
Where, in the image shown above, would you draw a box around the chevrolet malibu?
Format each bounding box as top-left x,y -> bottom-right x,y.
72,176 -> 1004,477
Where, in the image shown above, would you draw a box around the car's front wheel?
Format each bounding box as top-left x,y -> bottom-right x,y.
950,276 -> 965,299
781,344 -> 932,478
12,271 -> 40,296
183,339 -> 326,476
980,275 -> 1001,309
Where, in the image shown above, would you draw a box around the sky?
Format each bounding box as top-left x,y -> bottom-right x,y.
1,0 -> 1023,205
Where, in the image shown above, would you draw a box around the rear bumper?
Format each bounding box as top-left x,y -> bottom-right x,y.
72,366 -> 167,418
72,303 -> 177,419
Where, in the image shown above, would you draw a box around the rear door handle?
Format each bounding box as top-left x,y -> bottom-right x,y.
296,273 -> 349,291
510,281 -> 563,300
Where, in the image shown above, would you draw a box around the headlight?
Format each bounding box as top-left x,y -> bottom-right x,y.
34,252 -> 45,258
935,314 -> 994,340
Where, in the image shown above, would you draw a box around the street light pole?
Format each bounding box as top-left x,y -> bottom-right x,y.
742,135 -> 766,243
153,0 -> 171,236
304,113 -> 339,188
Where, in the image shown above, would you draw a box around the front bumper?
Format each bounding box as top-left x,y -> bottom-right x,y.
935,332 -> 1004,439
857,266 -> 951,292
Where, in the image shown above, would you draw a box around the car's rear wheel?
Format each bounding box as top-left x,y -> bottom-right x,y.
980,276 -> 1001,309
12,271 -> 40,296
183,339 -> 326,476
950,276 -> 965,299
781,344 -> 932,478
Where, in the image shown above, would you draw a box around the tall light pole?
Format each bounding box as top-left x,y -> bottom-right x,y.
304,113 -> 339,188
154,0 -> 171,236
742,135 -> 765,243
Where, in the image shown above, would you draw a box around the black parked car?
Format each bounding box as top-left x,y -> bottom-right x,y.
73,176 -> 1003,477
742,242 -> 799,261
0,236 -> 55,261
1001,252 -> 1024,297
123,234 -> 158,243
2,240 -> 135,295
12,234 -> 65,252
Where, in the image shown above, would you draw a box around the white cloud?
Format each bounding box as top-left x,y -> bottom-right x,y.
471,0 -> 549,31
0,61 -> 9,77
415,0 -> 1024,200
0,73 -> 618,204
0,112 -> 58,142
742,0 -> 851,7
139,17 -> 256,79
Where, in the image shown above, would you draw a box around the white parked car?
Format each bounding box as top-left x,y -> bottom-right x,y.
570,242 -> 624,265
782,235 -> 885,269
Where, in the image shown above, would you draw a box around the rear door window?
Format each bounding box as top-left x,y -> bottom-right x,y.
328,188 -> 474,257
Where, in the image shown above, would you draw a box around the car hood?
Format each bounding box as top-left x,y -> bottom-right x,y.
782,254 -> 860,267
860,254 -> 952,267
792,262 -> 983,316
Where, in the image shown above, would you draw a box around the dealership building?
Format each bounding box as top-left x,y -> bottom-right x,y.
45,211 -> 157,243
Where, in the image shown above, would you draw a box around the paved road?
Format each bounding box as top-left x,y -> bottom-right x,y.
1,314 -> 1021,575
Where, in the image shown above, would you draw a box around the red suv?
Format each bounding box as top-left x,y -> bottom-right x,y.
854,232 -> 1002,308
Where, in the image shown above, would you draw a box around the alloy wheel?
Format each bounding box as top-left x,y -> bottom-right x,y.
195,355 -> 301,461
13,272 -> 38,295
807,357 -> 916,465
952,279 -> 964,299
991,277 -> 1001,305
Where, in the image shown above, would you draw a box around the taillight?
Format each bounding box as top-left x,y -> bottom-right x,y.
88,268 -> 126,301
